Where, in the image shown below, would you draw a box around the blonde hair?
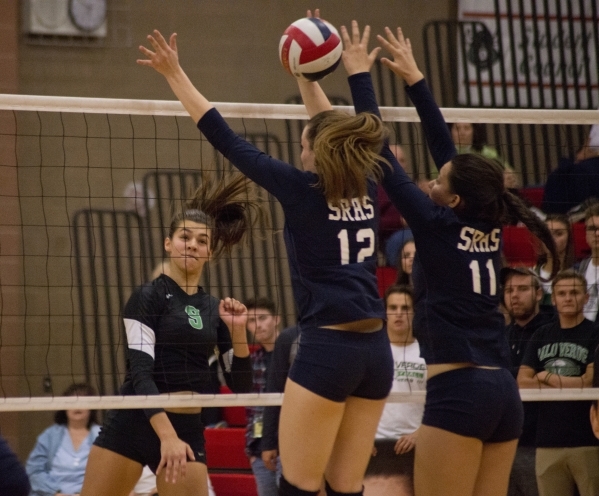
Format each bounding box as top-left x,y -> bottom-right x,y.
306,110 -> 389,206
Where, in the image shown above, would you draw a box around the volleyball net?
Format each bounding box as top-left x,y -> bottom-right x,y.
0,93 -> 599,414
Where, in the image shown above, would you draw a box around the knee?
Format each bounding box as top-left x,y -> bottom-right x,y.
279,474 -> 320,496
324,480 -> 363,496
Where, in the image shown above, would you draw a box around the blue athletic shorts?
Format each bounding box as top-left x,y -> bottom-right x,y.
94,408 -> 207,472
422,366 -> 523,442
288,326 -> 393,402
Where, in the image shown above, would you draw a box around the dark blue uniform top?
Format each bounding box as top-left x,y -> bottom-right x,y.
349,72 -> 509,367
198,111 -> 385,327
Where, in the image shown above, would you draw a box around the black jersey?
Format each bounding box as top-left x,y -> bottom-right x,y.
349,72 -> 509,367
521,319 -> 599,447
198,111 -> 384,327
122,274 -> 252,418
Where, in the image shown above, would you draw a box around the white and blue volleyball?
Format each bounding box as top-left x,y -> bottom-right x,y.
279,17 -> 342,82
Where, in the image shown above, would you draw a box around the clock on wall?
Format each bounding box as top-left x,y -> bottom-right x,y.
25,0 -> 107,37
68,0 -> 107,32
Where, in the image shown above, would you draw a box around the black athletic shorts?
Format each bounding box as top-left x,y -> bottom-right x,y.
288,326 -> 393,402
94,408 -> 206,473
422,366 -> 523,442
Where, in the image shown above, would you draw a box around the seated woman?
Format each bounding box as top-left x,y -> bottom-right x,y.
396,239 -> 416,286
533,213 -> 574,313
26,383 -> 100,496
450,122 -> 519,189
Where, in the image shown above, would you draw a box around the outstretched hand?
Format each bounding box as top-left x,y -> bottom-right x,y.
341,20 -> 380,76
137,30 -> 181,78
377,27 -> 424,86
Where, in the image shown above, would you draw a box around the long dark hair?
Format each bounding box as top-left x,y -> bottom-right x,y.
54,383 -> 98,428
168,173 -> 262,259
450,122 -> 488,152
449,153 -> 559,279
536,213 -> 575,271
395,240 -> 415,286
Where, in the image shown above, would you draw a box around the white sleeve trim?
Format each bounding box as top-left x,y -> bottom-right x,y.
124,318 -> 156,359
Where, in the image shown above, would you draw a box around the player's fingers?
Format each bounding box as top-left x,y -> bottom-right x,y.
384,27 -> 399,46
351,20 -> 360,44
361,25 -> 371,46
146,34 -> 159,50
314,8 -> 320,18
156,455 -> 166,476
186,444 -> 195,462
368,46 -> 381,60
377,33 -> 394,52
138,45 -> 155,57
340,25 -> 351,47
397,27 -> 405,44
169,32 -> 178,51
152,29 -> 169,48
379,57 -> 396,70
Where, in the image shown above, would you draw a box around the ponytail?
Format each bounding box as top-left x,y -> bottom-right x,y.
169,173 -> 262,259
502,191 -> 559,279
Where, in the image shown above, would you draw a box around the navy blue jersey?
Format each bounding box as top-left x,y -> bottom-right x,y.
198,111 -> 385,327
349,73 -> 509,367
122,274 -> 252,418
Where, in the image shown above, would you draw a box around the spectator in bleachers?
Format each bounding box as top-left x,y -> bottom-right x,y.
576,203 -> 599,321
517,270 -> 599,496
385,229 -> 413,272
245,297 -> 281,496
395,238 -> 416,287
26,383 -> 100,496
450,122 -> 519,189
502,267 -> 554,496
367,285 -> 426,496
533,214 -> 575,314
542,124 -> 599,215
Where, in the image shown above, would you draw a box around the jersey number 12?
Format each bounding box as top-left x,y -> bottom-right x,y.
337,228 -> 375,265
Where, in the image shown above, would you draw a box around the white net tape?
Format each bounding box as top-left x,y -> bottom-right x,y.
0,94 -> 597,124
0,389 -> 598,412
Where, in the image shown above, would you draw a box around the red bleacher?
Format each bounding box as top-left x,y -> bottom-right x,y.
376,266 -> 398,296
205,427 -> 250,470
502,225 -> 540,266
573,221 -> 591,260
205,387 -> 257,496
220,385 -> 247,427
210,473 -> 259,496
518,186 -> 544,209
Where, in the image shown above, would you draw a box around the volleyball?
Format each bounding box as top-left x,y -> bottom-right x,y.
279,17 -> 342,82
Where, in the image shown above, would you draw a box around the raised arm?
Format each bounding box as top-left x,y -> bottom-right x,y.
378,27 -> 456,169
137,31 -> 211,123
298,79 -> 333,118
295,10 -> 334,117
341,21 -> 439,226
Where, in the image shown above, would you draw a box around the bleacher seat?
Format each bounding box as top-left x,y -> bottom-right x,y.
572,222 -> 591,260
376,266 -> 398,296
518,186 -> 544,209
219,385 -> 247,427
502,225 -> 539,266
210,473 -> 258,496
205,427 -> 250,470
